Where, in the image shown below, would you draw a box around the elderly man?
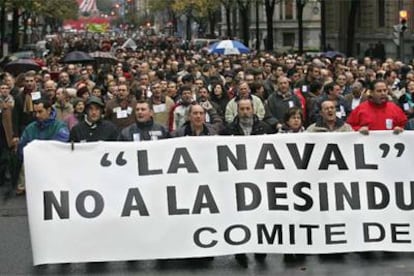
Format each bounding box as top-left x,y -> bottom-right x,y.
119,100 -> 169,141
221,98 -> 271,267
42,80 -> 57,103
225,81 -> 265,124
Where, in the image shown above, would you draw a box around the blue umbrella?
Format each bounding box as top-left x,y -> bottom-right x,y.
322,51 -> 346,59
208,40 -> 250,55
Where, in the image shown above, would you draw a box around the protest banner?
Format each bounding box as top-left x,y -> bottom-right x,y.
24,132 -> 414,265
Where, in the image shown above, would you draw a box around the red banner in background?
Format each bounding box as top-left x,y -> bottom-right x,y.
63,17 -> 110,32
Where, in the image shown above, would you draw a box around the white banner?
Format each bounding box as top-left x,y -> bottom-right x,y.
25,132 -> 414,265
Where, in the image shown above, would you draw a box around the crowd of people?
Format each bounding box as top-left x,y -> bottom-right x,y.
0,32 -> 412,266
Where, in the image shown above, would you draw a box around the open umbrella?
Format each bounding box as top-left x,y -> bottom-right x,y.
61,51 -> 95,64
89,51 -> 119,64
4,59 -> 41,76
208,40 -> 250,55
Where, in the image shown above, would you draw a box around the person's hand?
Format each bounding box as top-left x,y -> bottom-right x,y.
359,126 -> 369,135
393,126 -> 404,134
275,123 -> 282,131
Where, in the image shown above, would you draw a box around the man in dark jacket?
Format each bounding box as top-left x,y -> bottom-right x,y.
70,96 -> 119,142
222,98 -> 272,136
119,100 -> 169,141
221,98 -> 271,267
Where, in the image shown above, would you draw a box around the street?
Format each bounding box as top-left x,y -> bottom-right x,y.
1,188 -> 414,276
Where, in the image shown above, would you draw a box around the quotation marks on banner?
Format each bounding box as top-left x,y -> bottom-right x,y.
100,152 -> 127,167
379,143 -> 405,158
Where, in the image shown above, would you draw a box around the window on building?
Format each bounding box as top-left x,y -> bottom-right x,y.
283,32 -> 295,47
279,0 -> 294,20
279,1 -> 283,20
286,0 -> 293,20
378,0 -> 385,27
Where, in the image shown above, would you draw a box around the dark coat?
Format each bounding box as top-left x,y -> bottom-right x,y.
221,115 -> 272,135
70,119 -> 119,142
119,119 -> 170,141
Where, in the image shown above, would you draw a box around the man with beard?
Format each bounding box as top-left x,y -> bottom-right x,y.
222,98 -> 271,136
220,98 -> 271,267
347,80 -> 407,134
70,96 -> 118,142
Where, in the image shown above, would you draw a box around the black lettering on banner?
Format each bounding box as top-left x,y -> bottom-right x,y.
217,145 -> 247,172
318,144 -> 348,170
391,224 -> 411,243
44,191 -> 69,220
354,144 -> 377,169
286,143 -> 315,169
299,224 -> 319,245
137,150 -> 162,176
293,182 -> 313,211
319,182 -> 329,211
235,182 -> 261,211
367,182 -> 390,209
363,222 -> 385,242
100,152 -> 127,167
167,186 -> 189,215
121,188 -> 149,217
257,224 -> 282,244
267,182 -> 288,210
335,182 -> 361,210
224,224 -> 251,245
167,148 -> 198,173
76,190 -> 104,219
289,224 -> 295,244
395,181 -> 414,210
193,227 -> 218,248
254,144 -> 285,170
380,143 -> 406,158
192,185 -> 220,214
325,224 -> 347,244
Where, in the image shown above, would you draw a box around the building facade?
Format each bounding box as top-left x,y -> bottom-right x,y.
325,0 -> 414,61
219,0 -> 322,52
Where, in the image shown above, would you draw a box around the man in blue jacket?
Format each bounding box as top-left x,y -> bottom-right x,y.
17,97 -> 69,194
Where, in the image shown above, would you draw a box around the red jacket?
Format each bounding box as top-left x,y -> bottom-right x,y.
347,100 -> 407,130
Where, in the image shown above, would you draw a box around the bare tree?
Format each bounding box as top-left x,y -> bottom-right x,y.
264,0 -> 278,51
221,0 -> 233,38
346,0 -> 360,56
237,0 -> 250,46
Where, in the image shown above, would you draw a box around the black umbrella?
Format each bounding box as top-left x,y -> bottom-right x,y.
4,59 -> 41,76
89,51 -> 119,64
61,51 -> 95,64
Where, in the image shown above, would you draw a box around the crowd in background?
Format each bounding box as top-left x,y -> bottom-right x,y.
0,32 -> 411,200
